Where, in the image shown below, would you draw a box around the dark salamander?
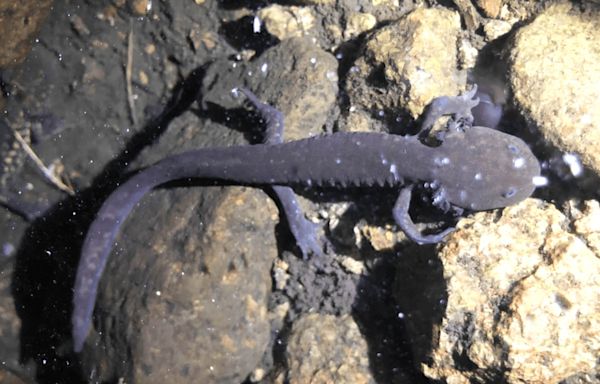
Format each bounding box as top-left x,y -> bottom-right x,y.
72,86 -> 541,352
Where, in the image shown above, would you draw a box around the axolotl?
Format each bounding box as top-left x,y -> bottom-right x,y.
72,86 -> 541,352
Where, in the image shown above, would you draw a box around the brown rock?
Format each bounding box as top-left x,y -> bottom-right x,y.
84,185 -> 278,383
348,6 -> 464,122
482,19 -> 512,40
130,0 -> 150,16
286,314 -> 374,384
251,38 -> 338,141
571,200 -> 600,256
509,3 -> 600,175
203,37 -> 338,142
0,369 -> 28,384
0,0 -> 53,68
79,115 -> 280,383
258,5 -> 316,40
475,0 -> 503,18
450,0 -> 481,30
402,199 -> 599,384
344,12 -> 377,39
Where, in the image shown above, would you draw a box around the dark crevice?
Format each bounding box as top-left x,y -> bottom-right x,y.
219,16 -> 279,55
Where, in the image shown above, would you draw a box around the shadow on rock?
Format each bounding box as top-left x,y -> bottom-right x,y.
11,66 -> 208,383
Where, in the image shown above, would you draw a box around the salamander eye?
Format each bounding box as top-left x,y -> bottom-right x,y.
502,187 -> 517,198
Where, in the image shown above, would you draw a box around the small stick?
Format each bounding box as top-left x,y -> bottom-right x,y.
126,19 -> 138,126
11,128 -> 75,196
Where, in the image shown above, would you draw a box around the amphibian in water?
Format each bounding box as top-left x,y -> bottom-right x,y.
72,86 -> 541,352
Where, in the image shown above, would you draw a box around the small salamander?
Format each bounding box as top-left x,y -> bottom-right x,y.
72,86 -> 541,352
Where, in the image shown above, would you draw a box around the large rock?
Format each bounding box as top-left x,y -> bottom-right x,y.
398,199 -> 600,384
510,3 -> 600,175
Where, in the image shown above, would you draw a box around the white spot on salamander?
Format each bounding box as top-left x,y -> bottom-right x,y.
389,164 -> 399,181
434,157 -> 450,166
335,158 -> 341,164
512,157 -> 525,169
474,172 -> 483,180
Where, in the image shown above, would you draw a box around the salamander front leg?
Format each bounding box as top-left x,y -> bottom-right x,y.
238,88 -> 325,258
237,87 -> 284,144
420,84 -> 480,137
392,185 -> 455,244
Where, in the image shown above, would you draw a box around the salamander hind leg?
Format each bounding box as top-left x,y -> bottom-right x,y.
272,186 -> 325,259
392,185 -> 455,245
420,84 -> 480,137
239,88 -> 325,258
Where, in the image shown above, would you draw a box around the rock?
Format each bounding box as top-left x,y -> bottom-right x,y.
338,255 -> 365,275
367,6 -> 462,116
357,222 -> 403,252
398,199 -> 599,384
346,6 -> 464,125
286,314 -> 374,383
450,0 -> 481,30
203,37 -> 338,141
0,0 -> 53,68
258,5 -> 316,40
482,19 -> 512,41
474,0 -> 502,18
79,115 -> 279,383
0,369 -> 28,384
571,200 -> 600,256
84,185 -> 278,383
295,0 -> 335,5
344,12 -> 377,40
509,3 -> 600,175
129,0 -> 150,16
0,262 -> 35,383
247,38 -> 338,141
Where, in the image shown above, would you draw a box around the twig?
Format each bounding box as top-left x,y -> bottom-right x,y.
11,128 -> 75,196
126,19 -> 138,126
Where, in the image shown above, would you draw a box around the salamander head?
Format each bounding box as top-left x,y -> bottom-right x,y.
433,126 -> 541,211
